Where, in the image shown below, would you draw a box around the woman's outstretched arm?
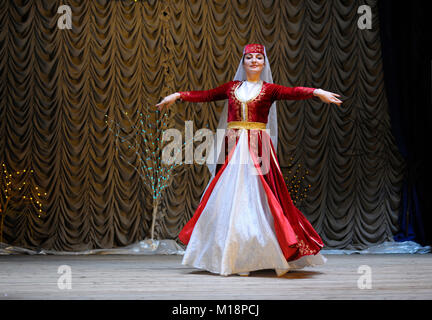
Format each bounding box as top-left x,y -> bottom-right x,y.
156,81 -> 233,111
271,84 -> 342,106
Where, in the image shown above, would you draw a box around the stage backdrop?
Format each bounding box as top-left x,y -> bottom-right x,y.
0,0 -> 404,251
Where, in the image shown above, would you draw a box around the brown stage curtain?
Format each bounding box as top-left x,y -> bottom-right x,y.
0,0 -> 404,251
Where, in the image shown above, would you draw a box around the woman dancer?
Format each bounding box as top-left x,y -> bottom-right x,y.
156,44 -> 342,276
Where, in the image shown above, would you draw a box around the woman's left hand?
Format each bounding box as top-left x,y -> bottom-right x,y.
314,89 -> 343,106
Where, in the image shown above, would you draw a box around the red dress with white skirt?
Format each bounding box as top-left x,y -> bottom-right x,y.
177,80 -> 326,276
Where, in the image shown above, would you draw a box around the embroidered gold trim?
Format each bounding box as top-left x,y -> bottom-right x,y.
252,82 -> 267,104
234,80 -> 264,122
227,121 -> 267,130
229,82 -> 243,120
294,234 -> 317,255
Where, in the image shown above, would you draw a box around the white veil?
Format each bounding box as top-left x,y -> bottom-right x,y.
206,45 -> 278,178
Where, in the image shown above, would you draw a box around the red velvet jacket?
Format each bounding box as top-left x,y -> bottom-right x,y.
179,80 -> 316,123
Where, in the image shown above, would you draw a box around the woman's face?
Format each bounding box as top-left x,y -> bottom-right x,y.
242,52 -> 265,76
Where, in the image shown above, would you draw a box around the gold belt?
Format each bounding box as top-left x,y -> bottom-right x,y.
227,121 -> 267,130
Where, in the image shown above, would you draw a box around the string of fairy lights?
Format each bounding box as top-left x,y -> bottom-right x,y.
0,163 -> 47,243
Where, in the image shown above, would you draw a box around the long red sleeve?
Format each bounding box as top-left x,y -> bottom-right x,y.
271,84 -> 316,101
178,81 -> 233,103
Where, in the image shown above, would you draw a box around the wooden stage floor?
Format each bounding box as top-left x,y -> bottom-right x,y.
1,254 -> 431,300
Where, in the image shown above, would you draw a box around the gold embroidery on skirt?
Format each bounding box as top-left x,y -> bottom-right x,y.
294,234 -> 316,255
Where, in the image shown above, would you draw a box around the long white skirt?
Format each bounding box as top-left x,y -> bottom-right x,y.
181,129 -> 326,276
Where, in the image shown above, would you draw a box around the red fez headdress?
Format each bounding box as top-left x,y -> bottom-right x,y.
243,43 -> 265,56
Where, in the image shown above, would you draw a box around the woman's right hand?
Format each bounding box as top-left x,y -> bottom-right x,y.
313,89 -> 342,106
155,92 -> 181,111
